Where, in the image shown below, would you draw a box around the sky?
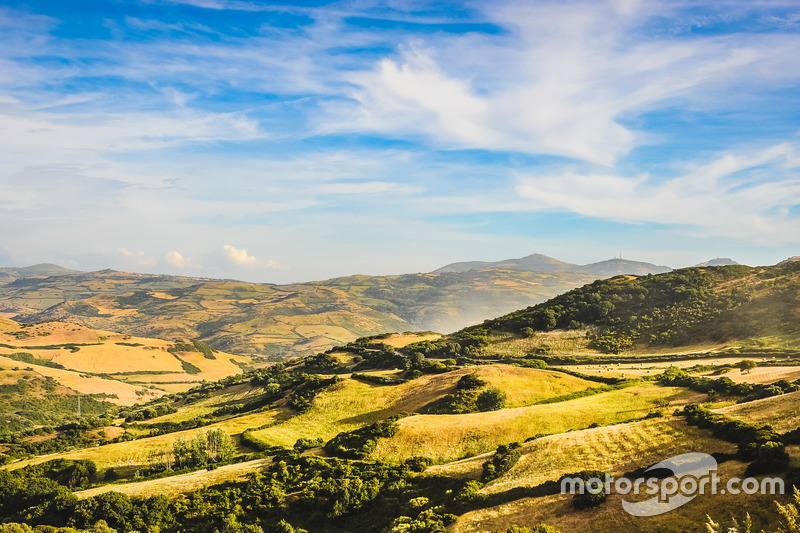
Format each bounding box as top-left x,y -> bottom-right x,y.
2,0 -> 800,283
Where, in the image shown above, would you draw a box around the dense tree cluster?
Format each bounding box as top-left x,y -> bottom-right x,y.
470,265 -> 772,352
324,417 -> 402,459
682,404 -> 790,475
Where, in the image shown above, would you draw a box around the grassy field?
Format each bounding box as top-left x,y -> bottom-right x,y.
5,406 -> 290,472
242,365 -> 599,449
699,365 -> 800,384
451,460 -> 785,533
74,458 -> 273,499
371,384 -> 702,463
555,357 -> 793,380
430,418 -> 736,493
378,332 -> 442,347
0,354 -> 147,405
716,390 -> 800,432
0,319 -> 257,401
141,382 -> 273,424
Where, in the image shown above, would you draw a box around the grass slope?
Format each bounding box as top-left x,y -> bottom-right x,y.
74,457 -> 273,499
371,383 -> 700,463
716,390 -> 800,432
243,365 -> 597,449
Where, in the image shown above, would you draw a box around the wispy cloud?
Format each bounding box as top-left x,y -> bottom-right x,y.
333,1 -> 800,165
516,142 -> 800,243
1,0 -> 800,279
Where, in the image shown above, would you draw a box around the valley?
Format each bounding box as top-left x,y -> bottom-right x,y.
1,261 -> 800,532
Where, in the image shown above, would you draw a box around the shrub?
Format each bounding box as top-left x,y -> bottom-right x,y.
476,387 -> 506,412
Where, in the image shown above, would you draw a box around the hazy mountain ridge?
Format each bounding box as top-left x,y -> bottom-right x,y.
433,252 -> 676,275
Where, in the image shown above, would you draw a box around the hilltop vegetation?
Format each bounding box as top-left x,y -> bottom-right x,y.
402,263 -> 800,360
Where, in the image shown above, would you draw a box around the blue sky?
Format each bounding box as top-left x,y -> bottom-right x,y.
2,0 -> 800,282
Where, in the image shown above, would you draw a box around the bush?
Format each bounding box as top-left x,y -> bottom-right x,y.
476,387 -> 506,412
482,442 -> 522,482
456,374 -> 486,390
324,417 -> 401,459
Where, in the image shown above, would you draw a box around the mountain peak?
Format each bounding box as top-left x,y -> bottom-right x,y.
0,264 -> 82,278
694,257 -> 739,267
570,258 -> 672,276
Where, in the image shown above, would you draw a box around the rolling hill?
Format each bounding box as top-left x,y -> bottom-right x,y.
0,266 -> 600,359
441,261 -> 800,359
0,273 -> 799,533
0,316 -> 259,431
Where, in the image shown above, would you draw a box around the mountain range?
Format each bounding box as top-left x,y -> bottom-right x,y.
432,252 -> 738,275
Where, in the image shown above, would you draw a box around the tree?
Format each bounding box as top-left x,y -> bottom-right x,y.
476,387 -> 506,412
737,360 -> 757,374
205,429 -> 235,463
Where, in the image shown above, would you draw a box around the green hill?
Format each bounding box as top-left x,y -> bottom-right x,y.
450,262 -> 800,356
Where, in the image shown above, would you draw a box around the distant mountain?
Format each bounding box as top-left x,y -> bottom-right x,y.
695,258 -> 739,267
433,254 -> 671,276
0,263 -> 82,279
432,253 -> 575,274
780,256 -> 800,264
570,258 -> 672,276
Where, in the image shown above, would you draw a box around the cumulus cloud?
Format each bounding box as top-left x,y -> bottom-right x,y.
223,244 -> 257,265
166,251 -> 187,268
264,259 -> 288,270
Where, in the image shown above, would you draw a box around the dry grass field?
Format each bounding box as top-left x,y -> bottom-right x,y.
372,384 -> 701,463
0,354 -> 147,405
377,332 -> 442,347
243,365 -> 599,449
74,457 -> 273,499
5,407 -> 290,472
428,418 -> 736,492
451,460 -> 785,533
716,390 -> 800,432
0,318 -> 257,400
700,365 -> 800,384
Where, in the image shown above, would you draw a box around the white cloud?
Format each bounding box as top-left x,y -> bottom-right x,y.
223,244 -> 257,265
515,142 -> 800,243
264,259 -> 288,270
166,251 -> 187,268
330,1 -> 800,165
